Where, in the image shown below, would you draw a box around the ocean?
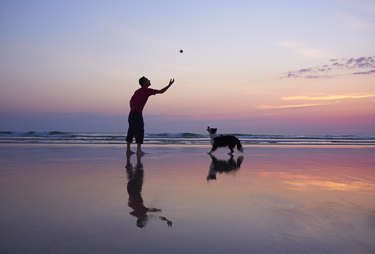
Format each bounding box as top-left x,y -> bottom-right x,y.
1,131 -> 374,146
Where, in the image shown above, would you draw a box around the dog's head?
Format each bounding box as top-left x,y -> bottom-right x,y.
207,126 -> 217,135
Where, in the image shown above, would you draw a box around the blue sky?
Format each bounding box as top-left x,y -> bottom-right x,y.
1,0 -> 374,134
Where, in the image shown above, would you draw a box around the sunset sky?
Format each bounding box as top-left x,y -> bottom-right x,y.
1,0 -> 374,134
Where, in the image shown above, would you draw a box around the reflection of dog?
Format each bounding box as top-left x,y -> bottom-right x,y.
207,126 -> 244,155
207,154 -> 244,181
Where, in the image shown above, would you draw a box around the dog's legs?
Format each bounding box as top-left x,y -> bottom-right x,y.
208,145 -> 218,154
228,146 -> 234,155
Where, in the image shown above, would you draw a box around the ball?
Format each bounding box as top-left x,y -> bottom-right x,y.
179,49 -> 183,53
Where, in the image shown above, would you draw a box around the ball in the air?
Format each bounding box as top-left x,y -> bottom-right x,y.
179,49 -> 183,53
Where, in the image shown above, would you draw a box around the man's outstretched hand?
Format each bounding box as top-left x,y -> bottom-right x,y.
157,79 -> 175,94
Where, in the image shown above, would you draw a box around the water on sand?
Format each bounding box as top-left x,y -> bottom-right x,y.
0,144 -> 374,254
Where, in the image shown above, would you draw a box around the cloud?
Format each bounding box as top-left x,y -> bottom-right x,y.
353,70 -> 375,75
103,20 -> 158,46
259,92 -> 375,111
281,56 -> 375,79
259,103 -> 331,110
346,0 -> 375,15
283,93 -> 375,101
335,0 -> 375,29
278,40 -> 330,58
335,10 -> 375,29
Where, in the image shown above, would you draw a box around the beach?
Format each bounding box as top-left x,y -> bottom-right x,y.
1,144 -> 375,254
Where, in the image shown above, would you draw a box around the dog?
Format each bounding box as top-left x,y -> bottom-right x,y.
207,126 -> 244,155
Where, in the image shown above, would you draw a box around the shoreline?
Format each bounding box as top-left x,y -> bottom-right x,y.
1,143 -> 375,149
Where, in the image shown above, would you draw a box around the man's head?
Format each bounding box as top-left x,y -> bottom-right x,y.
139,76 -> 151,87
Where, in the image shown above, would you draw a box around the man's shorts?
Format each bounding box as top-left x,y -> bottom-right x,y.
126,112 -> 144,144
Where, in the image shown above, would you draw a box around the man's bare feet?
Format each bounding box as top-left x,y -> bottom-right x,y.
126,150 -> 135,155
136,151 -> 146,156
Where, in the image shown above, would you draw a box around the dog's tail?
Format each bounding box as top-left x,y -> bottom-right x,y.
236,139 -> 244,153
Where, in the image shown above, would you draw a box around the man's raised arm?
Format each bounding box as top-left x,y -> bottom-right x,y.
156,79 -> 175,94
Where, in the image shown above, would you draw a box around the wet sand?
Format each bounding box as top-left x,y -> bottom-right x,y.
1,144 -> 375,254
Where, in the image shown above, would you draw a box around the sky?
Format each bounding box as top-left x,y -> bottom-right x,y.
0,0 -> 374,134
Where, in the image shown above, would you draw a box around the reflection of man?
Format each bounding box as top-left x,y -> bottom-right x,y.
207,154 -> 244,181
126,153 -> 172,228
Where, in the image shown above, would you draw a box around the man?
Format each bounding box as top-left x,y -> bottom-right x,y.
126,76 -> 174,155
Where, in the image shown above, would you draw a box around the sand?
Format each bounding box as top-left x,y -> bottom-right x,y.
1,144 -> 375,254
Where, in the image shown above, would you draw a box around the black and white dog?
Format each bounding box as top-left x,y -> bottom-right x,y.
207,126 -> 244,155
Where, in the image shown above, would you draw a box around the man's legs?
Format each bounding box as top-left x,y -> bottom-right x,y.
127,112 -> 145,155
135,115 -> 145,155
126,112 -> 137,154
127,142 -> 145,155
126,142 -> 134,155
136,143 -> 145,155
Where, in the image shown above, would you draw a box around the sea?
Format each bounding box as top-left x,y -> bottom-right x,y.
1,131 -> 375,146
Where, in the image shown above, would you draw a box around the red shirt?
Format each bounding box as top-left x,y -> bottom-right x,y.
129,87 -> 158,113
